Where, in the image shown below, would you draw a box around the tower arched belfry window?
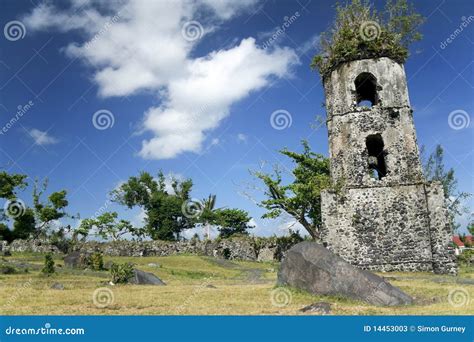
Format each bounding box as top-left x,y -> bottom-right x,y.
355,72 -> 378,107
366,134 -> 386,180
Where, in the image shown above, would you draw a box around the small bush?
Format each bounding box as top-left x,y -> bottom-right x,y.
457,249 -> 474,266
89,252 -> 104,271
41,253 -> 55,275
110,262 -> 134,284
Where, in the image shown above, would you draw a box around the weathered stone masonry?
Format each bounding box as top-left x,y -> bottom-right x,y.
320,57 -> 457,274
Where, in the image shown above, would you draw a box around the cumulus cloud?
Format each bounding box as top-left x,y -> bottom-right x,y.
22,0 -> 298,159
28,128 -> 58,146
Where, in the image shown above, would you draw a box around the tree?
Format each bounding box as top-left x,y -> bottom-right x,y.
214,208 -> 254,238
0,223 -> 13,242
12,208 -> 36,239
0,171 -> 27,200
253,140 -> 330,240
469,222 -> 474,236
111,171 -> 195,240
421,144 -> 471,231
78,212 -> 136,241
32,178 -> 69,237
199,194 -> 218,240
311,0 -> 424,78
0,171 -> 28,239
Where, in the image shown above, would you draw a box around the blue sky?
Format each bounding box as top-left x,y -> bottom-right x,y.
0,0 -> 473,237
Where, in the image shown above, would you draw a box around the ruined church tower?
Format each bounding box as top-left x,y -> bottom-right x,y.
320,57 -> 457,275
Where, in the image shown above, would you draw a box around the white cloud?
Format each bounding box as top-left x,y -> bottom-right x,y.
23,0 -> 298,160
237,133 -> 248,143
29,128 -> 58,146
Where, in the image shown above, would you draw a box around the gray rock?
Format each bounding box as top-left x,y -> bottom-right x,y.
64,251 -> 90,269
147,263 -> 160,268
205,284 -> 217,289
128,269 -> 166,285
300,302 -> 331,314
278,242 -> 413,306
50,282 -> 64,290
257,247 -> 276,262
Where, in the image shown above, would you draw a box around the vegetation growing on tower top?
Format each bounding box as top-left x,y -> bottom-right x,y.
311,0 -> 424,79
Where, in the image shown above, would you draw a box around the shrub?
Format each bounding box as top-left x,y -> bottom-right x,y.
41,253 -> 55,275
110,262 -> 134,284
89,252 -> 104,271
311,0 -> 424,79
457,249 -> 474,266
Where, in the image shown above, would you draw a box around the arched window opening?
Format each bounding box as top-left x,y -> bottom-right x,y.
355,73 -> 378,107
366,134 -> 386,180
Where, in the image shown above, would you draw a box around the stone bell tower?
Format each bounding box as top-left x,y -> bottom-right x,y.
320,57 -> 457,275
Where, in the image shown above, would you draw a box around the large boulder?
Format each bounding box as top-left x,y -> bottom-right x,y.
278,242 -> 413,306
128,269 -> 166,285
64,251 -> 91,269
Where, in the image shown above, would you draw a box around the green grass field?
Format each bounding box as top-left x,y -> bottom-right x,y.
0,253 -> 473,315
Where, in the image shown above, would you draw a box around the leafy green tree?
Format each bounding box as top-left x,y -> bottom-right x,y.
79,211 -> 136,241
253,140 -> 330,240
469,222 -> 473,236
0,171 -> 27,200
421,144 -> 471,231
0,223 -> 13,242
32,179 -> 69,236
199,194 -> 218,240
12,208 -> 36,239
0,171 -> 28,239
111,171 -> 195,240
311,0 -> 424,78
214,208 -> 254,238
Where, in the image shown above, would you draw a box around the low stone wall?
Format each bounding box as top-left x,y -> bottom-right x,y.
1,237 -> 290,262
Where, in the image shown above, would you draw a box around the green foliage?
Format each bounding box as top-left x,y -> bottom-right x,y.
111,171 -> 195,241
32,179 -> 69,236
12,208 -> 36,240
421,144 -> 471,230
253,140 -> 330,240
110,262 -> 134,284
0,171 -> 27,200
469,222 -> 473,237
41,253 -> 55,275
79,211 -> 136,241
311,0 -> 424,78
457,249 -> 474,266
89,252 -> 104,271
214,208 -> 254,238
0,223 -> 13,242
